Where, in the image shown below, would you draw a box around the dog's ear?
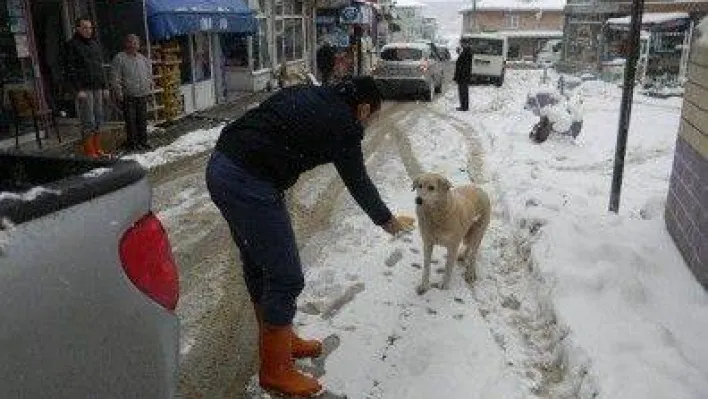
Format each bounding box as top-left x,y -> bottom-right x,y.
411,176 -> 420,191
437,176 -> 452,191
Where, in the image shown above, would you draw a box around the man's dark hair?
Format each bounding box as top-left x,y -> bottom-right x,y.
335,76 -> 383,113
75,17 -> 92,27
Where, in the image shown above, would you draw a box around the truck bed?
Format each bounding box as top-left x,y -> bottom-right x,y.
0,154 -> 146,225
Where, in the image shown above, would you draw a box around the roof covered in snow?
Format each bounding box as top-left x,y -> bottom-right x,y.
607,12 -> 690,26
460,0 -> 566,13
394,0 -> 427,8
498,29 -> 563,38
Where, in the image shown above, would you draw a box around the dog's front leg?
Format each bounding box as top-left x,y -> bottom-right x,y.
417,240 -> 433,295
440,243 -> 458,290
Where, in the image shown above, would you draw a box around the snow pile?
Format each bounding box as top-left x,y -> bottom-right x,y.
0,187 -> 61,202
82,167 -> 112,178
450,69 -> 708,399
123,124 -> 225,169
0,217 -> 15,255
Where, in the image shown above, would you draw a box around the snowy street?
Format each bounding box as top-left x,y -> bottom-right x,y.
141,69 -> 708,399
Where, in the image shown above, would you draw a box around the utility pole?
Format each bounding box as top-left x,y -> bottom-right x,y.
609,0 -> 645,213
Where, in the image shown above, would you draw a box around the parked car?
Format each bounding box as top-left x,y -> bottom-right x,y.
0,154 -> 180,398
372,42 -> 445,101
460,33 -> 508,87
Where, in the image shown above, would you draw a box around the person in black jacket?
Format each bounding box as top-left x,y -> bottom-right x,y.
205,76 -> 408,397
63,17 -> 109,157
316,41 -> 336,85
453,45 -> 473,111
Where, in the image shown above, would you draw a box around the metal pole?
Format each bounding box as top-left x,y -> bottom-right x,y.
609,0 -> 645,213
356,25 -> 363,76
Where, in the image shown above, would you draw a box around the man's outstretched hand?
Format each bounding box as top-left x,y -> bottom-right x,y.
382,215 -> 416,236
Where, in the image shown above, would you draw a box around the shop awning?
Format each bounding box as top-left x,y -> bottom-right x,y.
146,0 -> 257,40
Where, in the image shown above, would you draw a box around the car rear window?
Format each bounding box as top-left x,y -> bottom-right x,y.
468,39 -> 504,56
381,47 -> 424,61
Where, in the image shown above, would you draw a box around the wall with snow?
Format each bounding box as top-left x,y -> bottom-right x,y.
665,38 -> 708,287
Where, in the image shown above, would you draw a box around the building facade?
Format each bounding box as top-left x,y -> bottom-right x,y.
665,33 -> 708,288
390,0 -> 425,42
460,0 -> 565,61
562,0 -> 708,73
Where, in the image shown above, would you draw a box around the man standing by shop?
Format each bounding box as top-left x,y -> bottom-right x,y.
453,44 -> 472,111
316,40 -> 336,85
64,17 -> 109,157
111,34 -> 152,151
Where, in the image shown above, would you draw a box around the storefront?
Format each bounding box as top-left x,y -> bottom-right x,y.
604,12 -> 695,87
315,0 -> 379,78
1,0 -> 36,141
218,0 -> 311,94
146,0 -> 257,119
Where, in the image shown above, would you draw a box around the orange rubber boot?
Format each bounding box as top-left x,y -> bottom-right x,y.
253,304 -> 322,359
82,135 -> 98,158
92,133 -> 108,157
259,324 -> 322,397
290,331 -> 323,359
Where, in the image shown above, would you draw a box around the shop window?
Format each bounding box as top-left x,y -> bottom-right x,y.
277,0 -> 303,16
193,32 -> 211,82
1,0 -> 28,84
276,18 -> 303,64
222,34 -> 249,68
177,35 -> 193,84
252,17 -> 270,70
284,19 -> 303,61
653,32 -> 684,54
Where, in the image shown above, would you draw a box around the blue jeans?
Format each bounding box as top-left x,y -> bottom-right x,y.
75,90 -> 105,134
205,151 -> 305,326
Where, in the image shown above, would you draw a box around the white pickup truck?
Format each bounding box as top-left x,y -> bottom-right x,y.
0,154 -> 180,398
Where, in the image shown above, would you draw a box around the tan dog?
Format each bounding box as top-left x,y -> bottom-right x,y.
413,173 -> 491,294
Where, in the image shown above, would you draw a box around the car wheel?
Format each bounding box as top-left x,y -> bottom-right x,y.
425,81 -> 434,101
435,77 -> 443,94
495,73 -> 505,87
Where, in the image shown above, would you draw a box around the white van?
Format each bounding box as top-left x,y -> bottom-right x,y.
460,33 -> 508,86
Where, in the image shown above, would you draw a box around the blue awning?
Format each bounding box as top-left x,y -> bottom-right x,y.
146,0 -> 258,41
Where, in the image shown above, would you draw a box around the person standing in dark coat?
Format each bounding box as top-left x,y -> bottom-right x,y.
316,41 -> 337,85
64,17 -> 109,157
205,76 -> 409,397
453,45 -> 473,111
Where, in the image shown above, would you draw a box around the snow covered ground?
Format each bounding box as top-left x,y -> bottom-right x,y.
130,66 -> 708,398
290,70 -> 708,398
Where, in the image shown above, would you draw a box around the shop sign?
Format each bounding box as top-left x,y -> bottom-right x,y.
340,4 -> 373,25
198,17 -> 231,31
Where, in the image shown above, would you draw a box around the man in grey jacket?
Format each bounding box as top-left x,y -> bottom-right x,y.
111,34 -> 153,151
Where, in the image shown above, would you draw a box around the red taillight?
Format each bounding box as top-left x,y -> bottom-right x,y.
420,59 -> 429,73
119,212 -> 179,311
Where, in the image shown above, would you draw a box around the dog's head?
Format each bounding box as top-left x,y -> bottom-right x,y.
412,173 -> 452,207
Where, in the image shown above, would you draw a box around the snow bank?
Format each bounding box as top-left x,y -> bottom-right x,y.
123,124 -> 225,169
0,217 -> 15,255
0,187 -> 61,202
450,69 -> 708,399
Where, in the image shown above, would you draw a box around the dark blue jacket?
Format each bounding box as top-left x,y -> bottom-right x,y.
215,85 -> 392,226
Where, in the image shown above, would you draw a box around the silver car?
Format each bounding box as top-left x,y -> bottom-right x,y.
373,42 -> 445,101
